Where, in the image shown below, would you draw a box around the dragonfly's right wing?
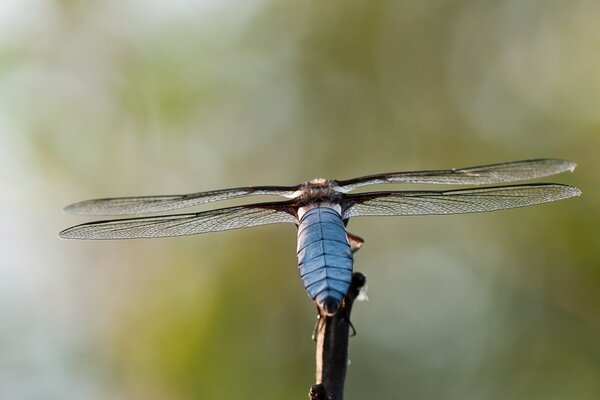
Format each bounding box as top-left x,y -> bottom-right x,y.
59,201 -> 297,240
64,185 -> 299,215
337,159 -> 576,191
342,183 -> 581,218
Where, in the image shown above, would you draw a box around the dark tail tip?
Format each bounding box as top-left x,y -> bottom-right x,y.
321,299 -> 340,316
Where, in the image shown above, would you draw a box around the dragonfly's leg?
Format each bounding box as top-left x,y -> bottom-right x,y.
347,318 -> 357,337
312,307 -> 324,342
339,299 -> 357,336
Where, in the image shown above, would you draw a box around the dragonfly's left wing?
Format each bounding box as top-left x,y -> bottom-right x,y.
64,186 -> 298,215
59,202 -> 297,240
337,159 -> 576,192
342,184 -> 581,218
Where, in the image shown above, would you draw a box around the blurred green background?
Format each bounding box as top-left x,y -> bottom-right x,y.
1,1 -> 599,399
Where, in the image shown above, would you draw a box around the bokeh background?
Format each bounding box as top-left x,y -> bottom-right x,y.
1,1 -> 599,399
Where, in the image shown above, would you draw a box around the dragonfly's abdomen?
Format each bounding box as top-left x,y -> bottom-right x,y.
296,205 -> 353,316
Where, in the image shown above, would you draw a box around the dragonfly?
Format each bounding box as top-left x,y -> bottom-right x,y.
60,159 -> 581,316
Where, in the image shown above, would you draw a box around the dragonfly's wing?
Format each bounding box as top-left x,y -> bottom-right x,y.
59,202 -> 297,240
342,184 -> 581,218
337,159 -> 576,191
63,186 -> 298,215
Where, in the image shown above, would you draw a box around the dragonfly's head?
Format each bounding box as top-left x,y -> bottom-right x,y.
308,178 -> 329,185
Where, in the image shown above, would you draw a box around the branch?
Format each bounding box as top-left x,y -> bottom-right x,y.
309,272 -> 366,400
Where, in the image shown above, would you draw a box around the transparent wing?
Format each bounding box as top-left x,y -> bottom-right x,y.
342,184 -> 581,218
63,185 -> 298,216
337,159 -> 576,191
59,202 -> 297,240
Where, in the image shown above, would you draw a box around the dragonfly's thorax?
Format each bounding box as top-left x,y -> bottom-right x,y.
292,179 -> 344,208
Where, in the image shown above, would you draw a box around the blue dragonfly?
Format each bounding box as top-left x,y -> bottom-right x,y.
60,159 -> 580,316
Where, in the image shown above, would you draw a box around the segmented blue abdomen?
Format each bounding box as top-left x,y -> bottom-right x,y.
296,206 -> 353,315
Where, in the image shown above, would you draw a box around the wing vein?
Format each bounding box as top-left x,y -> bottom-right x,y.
337,159 -> 576,191
342,184 -> 581,218
64,186 -> 299,216
60,202 -> 297,240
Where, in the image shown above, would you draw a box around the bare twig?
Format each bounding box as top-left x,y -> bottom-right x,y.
309,272 -> 366,400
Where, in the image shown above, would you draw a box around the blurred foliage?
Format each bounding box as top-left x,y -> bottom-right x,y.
0,0 -> 599,399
